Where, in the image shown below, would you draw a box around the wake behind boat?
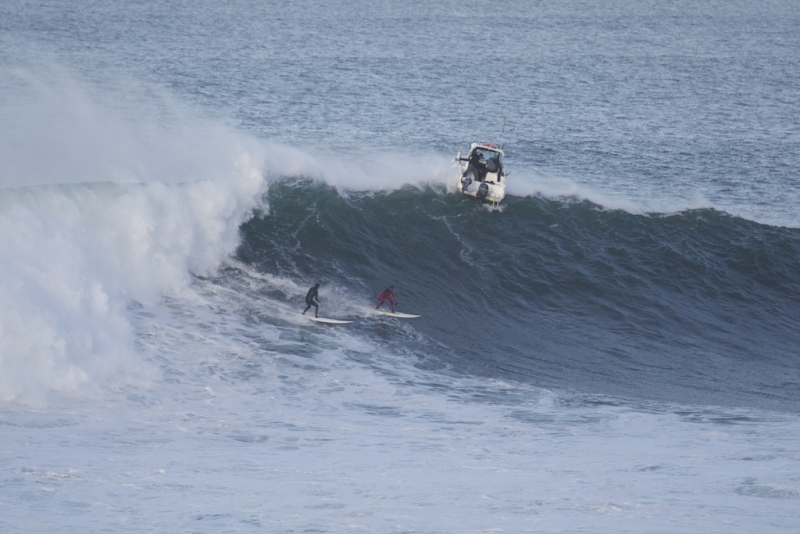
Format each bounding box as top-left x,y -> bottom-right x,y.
455,142 -> 507,206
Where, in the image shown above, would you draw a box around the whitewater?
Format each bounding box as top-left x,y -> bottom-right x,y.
3,0 -> 800,532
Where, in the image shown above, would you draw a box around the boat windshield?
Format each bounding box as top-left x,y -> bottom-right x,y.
474,148 -> 502,162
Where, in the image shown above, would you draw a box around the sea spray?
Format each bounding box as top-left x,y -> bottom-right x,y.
0,68 -> 269,404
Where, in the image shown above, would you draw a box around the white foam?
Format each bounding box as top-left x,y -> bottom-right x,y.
316,150 -> 455,192
0,67 -> 268,404
506,166 -> 800,228
259,143 -> 457,193
506,167 -> 717,215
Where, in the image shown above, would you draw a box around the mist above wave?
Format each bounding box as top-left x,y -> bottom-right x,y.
0,67 -> 268,404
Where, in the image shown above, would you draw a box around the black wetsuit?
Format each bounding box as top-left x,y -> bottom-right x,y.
303,285 -> 320,317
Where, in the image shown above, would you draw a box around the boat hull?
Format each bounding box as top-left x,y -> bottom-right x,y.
458,173 -> 505,204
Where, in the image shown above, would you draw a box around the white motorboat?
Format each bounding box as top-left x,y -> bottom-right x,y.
455,142 -> 507,205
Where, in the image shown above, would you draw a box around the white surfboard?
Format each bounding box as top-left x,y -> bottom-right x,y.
376,310 -> 421,319
310,317 -> 353,325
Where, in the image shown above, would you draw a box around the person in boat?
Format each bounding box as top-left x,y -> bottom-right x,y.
302,283 -> 321,317
376,284 -> 397,313
465,149 -> 486,182
485,153 -> 502,182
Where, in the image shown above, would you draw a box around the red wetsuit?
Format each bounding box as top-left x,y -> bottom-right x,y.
376,287 -> 397,312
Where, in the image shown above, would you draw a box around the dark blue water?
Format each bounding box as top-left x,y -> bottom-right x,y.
236,180 -> 800,411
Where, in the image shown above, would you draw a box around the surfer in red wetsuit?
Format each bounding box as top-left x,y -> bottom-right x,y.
376,285 -> 397,313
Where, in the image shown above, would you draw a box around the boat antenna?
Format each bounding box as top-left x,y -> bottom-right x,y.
499,117 -> 507,150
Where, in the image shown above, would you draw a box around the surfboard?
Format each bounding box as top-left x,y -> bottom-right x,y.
376,310 -> 421,319
310,317 -> 353,325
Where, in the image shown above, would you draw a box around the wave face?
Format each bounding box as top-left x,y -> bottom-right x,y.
238,180 -> 800,411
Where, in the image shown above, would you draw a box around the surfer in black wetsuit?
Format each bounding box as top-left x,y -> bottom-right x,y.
302,283 -> 321,317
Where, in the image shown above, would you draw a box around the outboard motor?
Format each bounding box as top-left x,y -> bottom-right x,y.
477,182 -> 489,202
460,175 -> 473,192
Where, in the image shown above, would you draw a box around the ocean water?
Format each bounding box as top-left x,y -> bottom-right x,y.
2,0 -> 800,532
